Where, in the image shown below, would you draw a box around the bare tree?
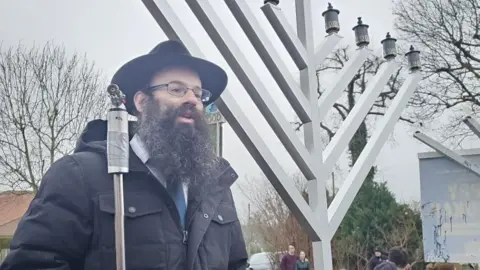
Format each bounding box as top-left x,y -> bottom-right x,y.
0,42 -> 106,192
239,173 -> 375,269
376,213 -> 420,250
394,0 -> 480,143
238,174 -> 314,269
332,234 -> 370,269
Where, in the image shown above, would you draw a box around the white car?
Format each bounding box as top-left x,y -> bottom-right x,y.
247,252 -> 273,270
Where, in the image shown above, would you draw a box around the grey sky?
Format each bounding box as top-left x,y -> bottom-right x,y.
1,0 -> 473,218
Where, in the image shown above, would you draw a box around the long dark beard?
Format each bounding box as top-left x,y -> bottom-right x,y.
136,97 -> 219,189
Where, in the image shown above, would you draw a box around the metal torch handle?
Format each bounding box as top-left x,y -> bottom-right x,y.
113,174 -> 126,270
106,84 -> 129,270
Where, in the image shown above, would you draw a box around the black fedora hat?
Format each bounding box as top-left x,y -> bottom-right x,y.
111,40 -> 228,114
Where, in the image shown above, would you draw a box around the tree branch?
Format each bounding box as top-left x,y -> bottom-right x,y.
0,41 -> 106,192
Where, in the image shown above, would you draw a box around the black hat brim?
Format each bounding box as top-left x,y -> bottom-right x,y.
111,53 -> 228,114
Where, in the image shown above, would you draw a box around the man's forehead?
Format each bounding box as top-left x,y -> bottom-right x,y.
152,66 -> 202,86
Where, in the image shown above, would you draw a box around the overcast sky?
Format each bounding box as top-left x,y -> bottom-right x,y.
2,0 -> 477,219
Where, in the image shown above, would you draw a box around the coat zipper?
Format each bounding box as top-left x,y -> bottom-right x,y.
182,200 -> 203,245
182,230 -> 188,244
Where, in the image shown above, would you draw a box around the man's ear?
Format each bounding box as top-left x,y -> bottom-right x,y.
133,91 -> 148,113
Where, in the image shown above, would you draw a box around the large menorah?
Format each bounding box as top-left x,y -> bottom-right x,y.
142,0 -> 422,268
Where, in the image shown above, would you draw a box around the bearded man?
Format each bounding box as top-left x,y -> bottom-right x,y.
0,40 -> 248,270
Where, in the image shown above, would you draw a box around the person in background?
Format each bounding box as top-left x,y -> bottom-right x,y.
368,247 -> 385,270
374,247 -> 409,270
280,243 -> 298,270
295,251 -> 310,270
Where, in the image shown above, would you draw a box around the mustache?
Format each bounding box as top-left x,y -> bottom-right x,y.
173,103 -> 203,122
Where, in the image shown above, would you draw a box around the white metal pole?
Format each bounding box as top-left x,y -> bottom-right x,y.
226,0 -> 314,123
317,48 -> 372,123
261,3 -> 308,70
294,0 -> 332,268
463,116 -> 480,139
328,71 -> 422,236
323,60 -> 401,175
314,34 -> 343,67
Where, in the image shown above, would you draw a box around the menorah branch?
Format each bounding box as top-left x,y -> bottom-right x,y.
225,0 -> 312,123
323,60 -> 401,175
318,48 -> 372,122
216,96 -> 323,242
185,0 -> 318,181
261,3 -> 308,69
463,116 -> 480,139
314,34 -> 343,67
328,71 -> 422,237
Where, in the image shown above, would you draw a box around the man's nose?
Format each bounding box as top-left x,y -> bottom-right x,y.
183,89 -> 199,105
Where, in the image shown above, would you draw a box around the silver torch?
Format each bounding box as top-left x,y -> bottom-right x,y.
106,84 -> 129,270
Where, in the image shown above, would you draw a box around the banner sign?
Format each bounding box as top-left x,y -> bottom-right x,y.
419,149 -> 480,263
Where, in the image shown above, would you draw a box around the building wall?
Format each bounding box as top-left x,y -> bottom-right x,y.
0,219 -> 19,263
0,218 -> 20,238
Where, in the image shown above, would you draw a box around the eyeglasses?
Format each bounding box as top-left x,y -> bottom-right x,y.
147,81 -> 212,103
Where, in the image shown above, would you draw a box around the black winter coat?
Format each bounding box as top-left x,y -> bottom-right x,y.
368,255 -> 386,270
0,120 -> 248,270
